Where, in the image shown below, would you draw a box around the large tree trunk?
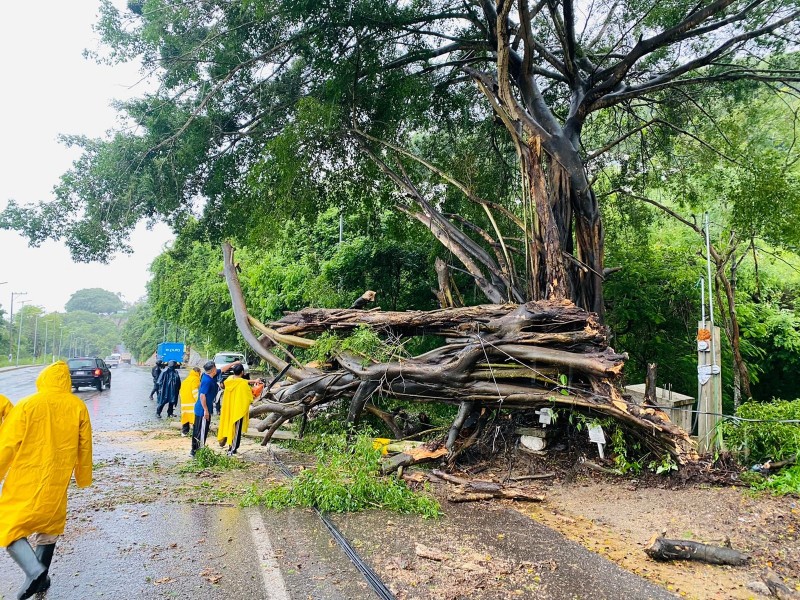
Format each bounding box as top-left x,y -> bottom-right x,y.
222,243 -> 697,466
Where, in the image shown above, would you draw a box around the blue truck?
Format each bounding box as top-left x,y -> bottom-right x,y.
157,342 -> 185,365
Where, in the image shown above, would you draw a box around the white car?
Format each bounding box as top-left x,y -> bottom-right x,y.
106,353 -> 121,368
213,352 -> 248,372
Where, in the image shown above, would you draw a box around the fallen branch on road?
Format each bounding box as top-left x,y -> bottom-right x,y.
644,534 -> 749,566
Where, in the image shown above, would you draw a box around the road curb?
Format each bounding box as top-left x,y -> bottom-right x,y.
0,364 -> 42,373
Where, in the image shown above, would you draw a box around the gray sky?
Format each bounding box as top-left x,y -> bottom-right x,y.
0,1 -> 172,314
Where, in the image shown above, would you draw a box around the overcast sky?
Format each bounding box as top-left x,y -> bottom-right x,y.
0,1 -> 172,314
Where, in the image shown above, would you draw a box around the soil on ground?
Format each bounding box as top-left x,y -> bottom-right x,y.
86,423 -> 800,600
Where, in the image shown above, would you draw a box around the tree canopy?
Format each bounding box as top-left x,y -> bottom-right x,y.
65,288 -> 125,314
2,0 -> 798,313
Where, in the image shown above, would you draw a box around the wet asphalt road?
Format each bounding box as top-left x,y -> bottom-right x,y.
0,365 -> 370,600
0,365 -> 677,599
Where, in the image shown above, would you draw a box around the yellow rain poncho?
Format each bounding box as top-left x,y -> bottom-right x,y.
217,377 -> 252,446
0,362 -> 92,547
180,369 -> 201,427
0,393 -> 11,426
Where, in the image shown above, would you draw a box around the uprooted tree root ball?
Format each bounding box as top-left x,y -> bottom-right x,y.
222,243 -> 697,469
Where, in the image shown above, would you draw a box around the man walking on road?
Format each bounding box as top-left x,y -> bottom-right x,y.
156,360 -> 182,418
191,359 -> 239,457
0,361 -> 93,599
149,360 -> 164,401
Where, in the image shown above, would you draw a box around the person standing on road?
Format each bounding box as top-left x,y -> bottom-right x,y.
148,360 -> 164,401
0,361 -> 92,599
217,364 -> 253,455
191,359 -> 239,457
156,360 -> 182,418
180,367 -> 201,436
0,393 -> 12,426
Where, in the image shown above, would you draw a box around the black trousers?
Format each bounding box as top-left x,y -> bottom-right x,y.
230,418 -> 244,454
191,416 -> 209,456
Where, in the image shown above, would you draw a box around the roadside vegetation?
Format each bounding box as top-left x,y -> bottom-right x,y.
179,447 -> 248,474
242,433 -> 441,518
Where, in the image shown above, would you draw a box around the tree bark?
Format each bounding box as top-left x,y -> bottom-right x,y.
645,535 -> 749,566
224,244 -> 697,464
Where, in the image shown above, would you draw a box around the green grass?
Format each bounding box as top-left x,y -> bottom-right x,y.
179,447 -> 248,473
243,433 -> 441,518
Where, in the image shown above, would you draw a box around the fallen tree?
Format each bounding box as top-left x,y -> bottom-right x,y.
223,243 -> 697,466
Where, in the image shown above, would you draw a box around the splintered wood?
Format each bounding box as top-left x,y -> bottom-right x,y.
223,242 -> 697,466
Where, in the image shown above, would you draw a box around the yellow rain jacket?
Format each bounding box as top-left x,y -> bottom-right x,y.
180,370 -> 201,427
217,377 -> 252,446
0,394 -> 11,426
0,362 -> 92,547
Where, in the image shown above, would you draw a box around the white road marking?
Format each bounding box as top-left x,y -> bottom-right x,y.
248,508 -> 291,600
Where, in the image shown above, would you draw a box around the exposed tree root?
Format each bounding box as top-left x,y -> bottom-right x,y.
222,243 -> 697,466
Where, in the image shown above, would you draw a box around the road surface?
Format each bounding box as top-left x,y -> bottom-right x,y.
0,365 -> 676,599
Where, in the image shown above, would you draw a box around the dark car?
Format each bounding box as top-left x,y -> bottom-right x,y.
68,357 -> 112,391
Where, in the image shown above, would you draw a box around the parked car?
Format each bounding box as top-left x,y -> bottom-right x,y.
68,357 -> 112,391
106,353 -> 121,368
213,352 -> 248,373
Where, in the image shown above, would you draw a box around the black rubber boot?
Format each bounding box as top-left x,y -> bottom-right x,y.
35,542 -> 55,568
34,543 -> 55,593
6,538 -> 46,600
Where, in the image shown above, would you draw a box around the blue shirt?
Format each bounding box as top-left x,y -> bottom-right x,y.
195,372 -> 220,416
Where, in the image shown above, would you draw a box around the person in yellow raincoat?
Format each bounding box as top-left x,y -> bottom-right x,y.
0,361 -> 92,599
217,364 -> 253,455
0,393 -> 12,426
180,367 -> 201,436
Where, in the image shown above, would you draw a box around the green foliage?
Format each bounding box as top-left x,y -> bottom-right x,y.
306,325 -> 396,366
722,400 -> 800,463
243,433 -> 441,517
121,302 -> 163,363
65,288 -> 124,314
750,465 -> 800,496
179,447 -> 247,473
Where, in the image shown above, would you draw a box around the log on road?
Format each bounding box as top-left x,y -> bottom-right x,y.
644,535 -> 749,566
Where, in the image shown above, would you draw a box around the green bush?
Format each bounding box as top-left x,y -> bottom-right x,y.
722,400 -> 800,463
179,447 -> 247,473
243,433 -> 441,517
754,465 -> 800,495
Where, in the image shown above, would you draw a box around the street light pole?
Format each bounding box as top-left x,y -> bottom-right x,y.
15,300 -> 29,366
33,314 -> 39,362
9,291 -> 27,360
43,319 -> 48,363
58,327 -> 65,359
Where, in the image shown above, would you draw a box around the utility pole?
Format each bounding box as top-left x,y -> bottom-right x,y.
33,314 -> 39,361
9,291 -> 27,360
15,300 -> 29,366
43,319 -> 48,363
58,327 -> 65,359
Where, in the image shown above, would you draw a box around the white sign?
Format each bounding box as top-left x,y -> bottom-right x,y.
537,408 -> 553,426
588,424 -> 606,444
588,424 -> 606,459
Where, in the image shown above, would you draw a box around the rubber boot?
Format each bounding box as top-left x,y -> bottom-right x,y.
6,538 -> 46,600
34,543 -> 55,593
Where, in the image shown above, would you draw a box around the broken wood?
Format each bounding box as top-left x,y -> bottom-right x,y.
381,443 -> 448,474
429,469 -> 545,502
762,569 -> 800,600
510,473 -> 556,481
415,543 -> 448,562
223,242 -> 698,465
644,535 -> 749,566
